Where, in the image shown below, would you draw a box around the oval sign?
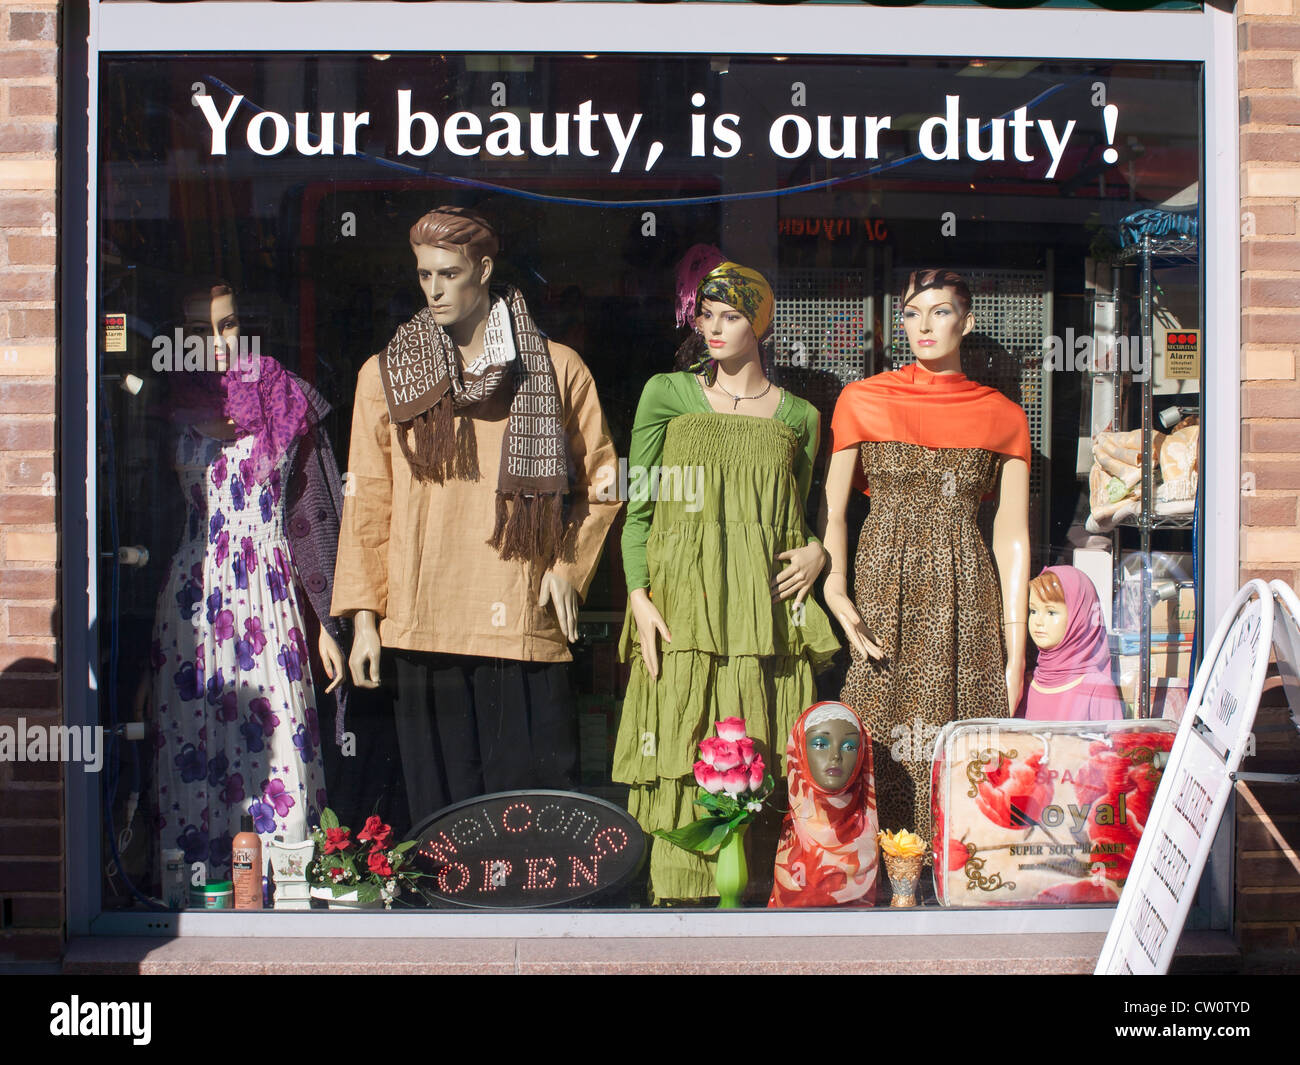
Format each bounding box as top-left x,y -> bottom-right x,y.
407,790 -> 646,909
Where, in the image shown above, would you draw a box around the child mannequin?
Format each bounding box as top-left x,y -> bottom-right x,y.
1021,565 -> 1124,721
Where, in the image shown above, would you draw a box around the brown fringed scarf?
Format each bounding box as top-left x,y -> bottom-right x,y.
377,286 -> 574,569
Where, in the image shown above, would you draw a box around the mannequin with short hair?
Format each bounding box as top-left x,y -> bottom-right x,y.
332,206 -> 620,826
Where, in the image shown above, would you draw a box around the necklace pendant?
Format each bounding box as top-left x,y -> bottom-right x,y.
733,396 -> 741,410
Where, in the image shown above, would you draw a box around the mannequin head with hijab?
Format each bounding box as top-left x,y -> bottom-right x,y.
673,249 -> 776,383
1028,569 -> 1073,652
768,702 -> 878,908
1027,567 -> 1106,664
804,713 -> 862,793
1022,565 -> 1124,721
166,281 -> 309,480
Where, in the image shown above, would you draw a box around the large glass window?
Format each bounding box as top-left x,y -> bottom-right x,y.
95,51 -> 1204,914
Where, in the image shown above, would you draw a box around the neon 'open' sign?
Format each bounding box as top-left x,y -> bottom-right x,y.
409,790 -> 646,908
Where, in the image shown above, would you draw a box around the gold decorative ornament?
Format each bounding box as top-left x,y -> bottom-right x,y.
963,843 -> 1015,893
965,747 -> 1017,798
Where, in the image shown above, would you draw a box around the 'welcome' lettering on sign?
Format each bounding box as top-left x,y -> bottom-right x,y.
410,790 -> 646,908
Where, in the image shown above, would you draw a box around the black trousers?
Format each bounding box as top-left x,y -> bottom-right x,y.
319,677 -> 410,839
391,650 -> 578,829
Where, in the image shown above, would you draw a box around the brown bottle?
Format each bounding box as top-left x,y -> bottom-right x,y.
232,815 -> 263,910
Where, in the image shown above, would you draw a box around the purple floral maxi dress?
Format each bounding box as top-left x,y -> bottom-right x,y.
152,427 -> 326,879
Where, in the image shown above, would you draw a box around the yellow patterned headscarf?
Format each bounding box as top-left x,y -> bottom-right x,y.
697,262 -> 775,340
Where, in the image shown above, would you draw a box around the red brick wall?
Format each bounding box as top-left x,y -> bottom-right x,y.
1237,0 -> 1300,966
0,1 -> 62,962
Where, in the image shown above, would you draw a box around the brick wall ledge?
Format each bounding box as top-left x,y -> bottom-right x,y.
56,931 -> 1238,975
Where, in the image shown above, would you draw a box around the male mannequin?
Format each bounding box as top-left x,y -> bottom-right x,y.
332,207 -> 619,825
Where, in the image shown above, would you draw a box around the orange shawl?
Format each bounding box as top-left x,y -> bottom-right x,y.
831,363 -> 1031,493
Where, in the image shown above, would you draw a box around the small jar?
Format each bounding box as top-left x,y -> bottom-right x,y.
190,880 -> 234,910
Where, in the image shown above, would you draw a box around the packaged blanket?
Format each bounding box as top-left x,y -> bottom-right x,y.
931,719 -> 1176,906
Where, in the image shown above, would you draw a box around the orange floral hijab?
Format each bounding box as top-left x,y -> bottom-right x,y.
768,702 -> 879,908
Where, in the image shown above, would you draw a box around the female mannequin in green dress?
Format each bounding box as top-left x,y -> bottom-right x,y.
613,259 -> 840,903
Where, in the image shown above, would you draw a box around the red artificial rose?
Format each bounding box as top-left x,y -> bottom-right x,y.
324,827 -> 353,854
694,760 -> 726,794
358,815 -> 394,850
721,766 -> 750,798
367,850 -> 394,878
715,717 -> 748,742
974,752 -> 1054,828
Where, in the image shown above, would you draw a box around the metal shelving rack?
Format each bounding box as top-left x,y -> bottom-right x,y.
1108,235 -> 1200,718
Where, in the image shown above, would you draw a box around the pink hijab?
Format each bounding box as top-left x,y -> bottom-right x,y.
1031,565 -> 1111,687
674,243 -> 727,328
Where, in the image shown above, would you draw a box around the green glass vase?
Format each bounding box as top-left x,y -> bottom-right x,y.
715,825 -> 749,908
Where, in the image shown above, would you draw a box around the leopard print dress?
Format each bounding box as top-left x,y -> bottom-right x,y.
839,441 -> 1009,847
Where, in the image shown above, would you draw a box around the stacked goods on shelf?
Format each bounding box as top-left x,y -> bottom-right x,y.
1155,420 -> 1199,515
1115,551 -> 1195,720
1085,416 -> 1198,531
1086,428 -> 1162,532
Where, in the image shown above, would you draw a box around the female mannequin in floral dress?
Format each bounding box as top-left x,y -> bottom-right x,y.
143,284 -> 348,879
613,258 -> 840,903
820,269 -> 1030,850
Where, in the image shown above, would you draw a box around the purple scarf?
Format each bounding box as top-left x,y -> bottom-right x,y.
169,356 -> 312,483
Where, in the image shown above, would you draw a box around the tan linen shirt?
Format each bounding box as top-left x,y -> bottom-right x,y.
331,341 -> 621,662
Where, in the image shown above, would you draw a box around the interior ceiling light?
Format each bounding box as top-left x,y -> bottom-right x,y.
957,60 -> 1041,79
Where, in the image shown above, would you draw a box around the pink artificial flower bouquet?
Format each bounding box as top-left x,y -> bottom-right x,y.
655,717 -> 775,855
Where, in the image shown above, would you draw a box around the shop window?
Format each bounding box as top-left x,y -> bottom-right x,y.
94,51 -> 1204,915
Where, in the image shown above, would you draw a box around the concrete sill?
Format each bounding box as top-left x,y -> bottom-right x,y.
61,930 -> 1239,975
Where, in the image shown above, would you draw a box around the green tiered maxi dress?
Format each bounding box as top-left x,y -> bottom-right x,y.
613,373 -> 840,903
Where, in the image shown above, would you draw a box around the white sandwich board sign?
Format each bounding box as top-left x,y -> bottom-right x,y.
1096,579 -> 1275,975
1269,580 -> 1300,737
